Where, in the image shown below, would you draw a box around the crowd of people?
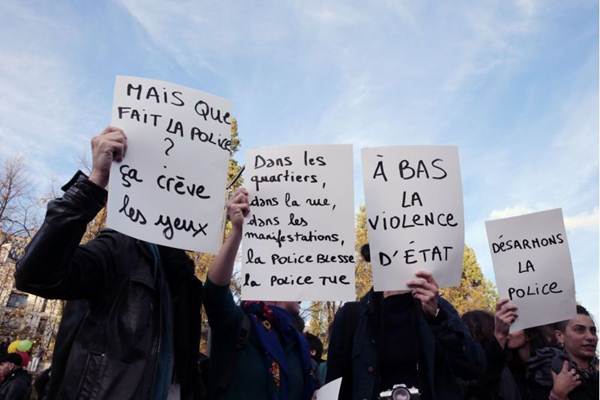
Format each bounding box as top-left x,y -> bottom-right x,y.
8,127 -> 598,399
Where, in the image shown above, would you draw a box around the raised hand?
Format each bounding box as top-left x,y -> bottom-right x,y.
407,271 -> 439,319
89,126 -> 127,188
227,187 -> 250,231
494,298 -> 519,347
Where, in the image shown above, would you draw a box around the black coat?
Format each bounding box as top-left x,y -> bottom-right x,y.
0,368 -> 31,400
15,171 -> 203,400
326,290 -> 486,400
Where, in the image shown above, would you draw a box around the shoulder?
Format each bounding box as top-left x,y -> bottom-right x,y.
336,300 -> 363,320
438,296 -> 459,315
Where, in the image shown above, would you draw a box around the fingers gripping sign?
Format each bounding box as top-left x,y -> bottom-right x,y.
227,187 -> 250,231
407,270 -> 440,319
494,298 -> 519,347
90,126 -> 128,188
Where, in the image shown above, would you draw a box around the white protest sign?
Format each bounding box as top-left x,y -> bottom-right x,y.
241,145 -> 355,301
485,208 -> 577,332
107,76 -> 232,252
314,378 -> 342,400
361,146 -> 464,291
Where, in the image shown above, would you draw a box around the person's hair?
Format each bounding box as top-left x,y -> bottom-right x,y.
360,243 -> 370,263
521,325 -> 556,354
305,332 -> 324,362
0,353 -> 22,367
553,305 -> 592,332
461,310 -> 495,343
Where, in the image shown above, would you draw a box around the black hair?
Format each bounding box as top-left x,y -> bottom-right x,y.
462,310 -> 495,343
0,353 -> 22,367
553,304 -> 592,332
360,243 -> 370,262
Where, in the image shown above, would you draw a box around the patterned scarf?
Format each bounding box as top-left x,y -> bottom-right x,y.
528,346 -> 599,387
241,302 -> 317,400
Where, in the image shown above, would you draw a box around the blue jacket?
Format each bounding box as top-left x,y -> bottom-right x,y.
326,291 -> 486,400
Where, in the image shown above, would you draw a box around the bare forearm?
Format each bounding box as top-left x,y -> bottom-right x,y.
208,226 -> 243,285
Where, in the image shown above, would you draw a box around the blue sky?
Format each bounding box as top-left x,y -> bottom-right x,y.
1,1 -> 598,316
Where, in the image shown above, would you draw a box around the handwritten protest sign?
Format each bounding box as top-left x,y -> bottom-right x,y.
361,146 -> 464,291
486,209 -> 577,332
107,76 -> 232,252
241,145 -> 355,301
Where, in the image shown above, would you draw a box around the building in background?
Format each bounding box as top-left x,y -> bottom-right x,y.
0,238 -> 62,373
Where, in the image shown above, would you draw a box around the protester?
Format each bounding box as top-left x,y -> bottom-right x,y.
0,353 -> 31,400
460,309 -> 513,399
326,243 -> 485,400
528,305 -> 598,400
203,187 -> 318,400
15,127 -> 204,399
305,332 -> 327,386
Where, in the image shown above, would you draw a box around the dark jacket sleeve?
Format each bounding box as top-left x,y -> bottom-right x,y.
203,278 -> 243,332
428,298 -> 486,380
2,371 -> 31,400
325,305 -> 347,384
14,171 -> 118,299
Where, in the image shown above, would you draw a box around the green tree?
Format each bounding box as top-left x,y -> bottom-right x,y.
440,246 -> 498,314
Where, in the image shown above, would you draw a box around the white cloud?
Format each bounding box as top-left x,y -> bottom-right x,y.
489,205 -> 535,219
488,206 -> 599,231
564,208 -> 599,231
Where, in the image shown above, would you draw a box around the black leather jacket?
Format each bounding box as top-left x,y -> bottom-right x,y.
15,171 -> 203,400
0,368 -> 31,400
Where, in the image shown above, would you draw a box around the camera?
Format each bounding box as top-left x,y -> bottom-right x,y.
379,384 -> 421,400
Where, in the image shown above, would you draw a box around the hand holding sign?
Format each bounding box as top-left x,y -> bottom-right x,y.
241,145 -> 355,301
227,188 -> 250,231
362,146 -> 464,291
493,298 -> 519,347
486,209 -> 576,332
89,127 -> 128,188
107,76 -> 232,252
407,271 -> 440,319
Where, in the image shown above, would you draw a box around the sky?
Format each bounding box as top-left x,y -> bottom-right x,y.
1,1 -> 598,317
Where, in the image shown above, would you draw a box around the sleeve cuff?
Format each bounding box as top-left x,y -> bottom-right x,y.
61,170 -> 107,217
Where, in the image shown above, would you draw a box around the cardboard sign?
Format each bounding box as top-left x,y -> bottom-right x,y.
107,75 -> 231,252
486,209 -> 577,331
241,145 -> 355,301
362,146 -> 464,291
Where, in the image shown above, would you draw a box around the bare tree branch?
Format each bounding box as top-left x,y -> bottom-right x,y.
0,156 -> 40,243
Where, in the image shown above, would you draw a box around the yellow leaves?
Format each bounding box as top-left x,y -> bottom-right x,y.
355,206 -> 372,299
440,246 -> 498,314
81,207 -> 107,244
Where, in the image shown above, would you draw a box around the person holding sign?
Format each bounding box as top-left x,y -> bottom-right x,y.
203,188 -> 318,400
325,244 -> 484,400
15,127 -> 204,400
460,299 -> 556,399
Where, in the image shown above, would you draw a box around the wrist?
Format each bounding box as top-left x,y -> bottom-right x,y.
230,224 -> 243,236
494,331 -> 508,347
89,170 -> 108,188
549,389 -> 567,400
